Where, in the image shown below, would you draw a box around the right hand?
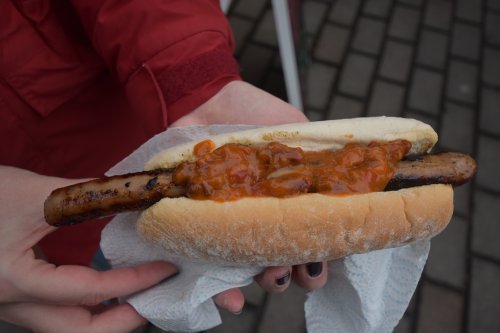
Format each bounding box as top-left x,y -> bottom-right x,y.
0,166 -> 177,333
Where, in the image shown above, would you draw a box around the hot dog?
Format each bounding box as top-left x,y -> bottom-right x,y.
44,117 -> 476,266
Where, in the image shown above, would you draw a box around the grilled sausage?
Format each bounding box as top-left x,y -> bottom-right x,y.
44,152 -> 476,226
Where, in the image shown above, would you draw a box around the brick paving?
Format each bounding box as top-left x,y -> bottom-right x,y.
202,0 -> 500,332
2,1 -> 498,333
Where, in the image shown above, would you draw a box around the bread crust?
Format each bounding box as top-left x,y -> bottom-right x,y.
137,117 -> 452,266
137,184 -> 453,266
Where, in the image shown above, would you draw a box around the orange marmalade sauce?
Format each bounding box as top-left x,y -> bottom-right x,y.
172,139 -> 412,201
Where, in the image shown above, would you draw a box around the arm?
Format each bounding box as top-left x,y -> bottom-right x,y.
70,0 -> 241,125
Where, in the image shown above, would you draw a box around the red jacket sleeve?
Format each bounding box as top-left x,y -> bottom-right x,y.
70,0 -> 241,124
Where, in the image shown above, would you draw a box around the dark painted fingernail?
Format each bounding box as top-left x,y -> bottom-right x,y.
306,262 -> 323,278
276,271 -> 291,286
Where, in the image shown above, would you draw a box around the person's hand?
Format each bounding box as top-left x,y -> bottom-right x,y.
171,80 -> 309,127
0,166 -> 243,333
172,81 -> 329,294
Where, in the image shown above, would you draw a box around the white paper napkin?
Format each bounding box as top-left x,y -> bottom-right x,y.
100,125 -> 429,333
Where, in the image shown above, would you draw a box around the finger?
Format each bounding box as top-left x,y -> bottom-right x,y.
213,288 -> 245,314
254,266 -> 292,293
16,260 -> 177,305
0,302 -> 146,333
293,261 -> 328,291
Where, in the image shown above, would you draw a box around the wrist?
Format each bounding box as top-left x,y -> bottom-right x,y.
171,81 -> 309,127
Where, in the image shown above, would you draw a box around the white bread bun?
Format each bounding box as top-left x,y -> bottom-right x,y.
137,117 -> 452,266
138,185 -> 452,266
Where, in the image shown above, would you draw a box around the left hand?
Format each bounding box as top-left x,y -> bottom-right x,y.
172,80 -> 328,305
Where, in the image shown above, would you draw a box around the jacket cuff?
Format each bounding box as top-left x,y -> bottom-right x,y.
157,48 -> 241,123
125,31 -> 241,126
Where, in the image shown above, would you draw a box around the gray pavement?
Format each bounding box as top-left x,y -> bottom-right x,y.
2,1 -> 498,332
207,0 -> 500,332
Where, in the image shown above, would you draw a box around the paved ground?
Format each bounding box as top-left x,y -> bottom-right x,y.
2,1 -> 498,332
205,0 -> 500,332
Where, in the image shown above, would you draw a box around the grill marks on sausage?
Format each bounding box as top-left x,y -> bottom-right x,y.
44,169 -> 185,226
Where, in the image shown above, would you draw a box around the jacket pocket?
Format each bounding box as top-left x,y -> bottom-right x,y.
1,0 -> 105,117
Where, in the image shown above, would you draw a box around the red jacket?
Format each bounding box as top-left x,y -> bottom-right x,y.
0,0 -> 240,265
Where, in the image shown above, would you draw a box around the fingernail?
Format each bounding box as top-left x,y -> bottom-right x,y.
306,262 -> 323,278
231,308 -> 243,315
275,271 -> 291,286
159,272 -> 179,284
